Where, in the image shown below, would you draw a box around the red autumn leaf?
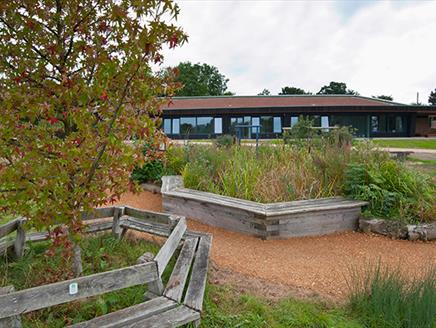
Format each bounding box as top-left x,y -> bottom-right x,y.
100,90 -> 108,101
47,117 -> 59,124
168,33 -> 178,49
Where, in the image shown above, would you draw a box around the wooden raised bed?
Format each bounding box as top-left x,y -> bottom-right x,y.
0,206 -> 212,327
161,176 -> 368,239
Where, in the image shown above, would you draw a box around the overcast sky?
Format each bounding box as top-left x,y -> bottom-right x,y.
162,0 -> 436,104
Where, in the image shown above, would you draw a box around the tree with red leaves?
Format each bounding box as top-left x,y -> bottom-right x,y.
0,0 -> 186,276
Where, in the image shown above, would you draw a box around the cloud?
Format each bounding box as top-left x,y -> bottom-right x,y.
162,0 -> 436,104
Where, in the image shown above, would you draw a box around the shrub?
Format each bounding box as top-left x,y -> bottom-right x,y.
348,264 -> 436,328
215,134 -> 235,148
131,142 -> 165,184
344,143 -> 435,222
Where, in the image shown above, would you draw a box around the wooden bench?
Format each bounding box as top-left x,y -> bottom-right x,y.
162,175 -> 368,239
0,207 -> 212,327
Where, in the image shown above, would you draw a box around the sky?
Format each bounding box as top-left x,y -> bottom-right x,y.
161,0 -> 436,105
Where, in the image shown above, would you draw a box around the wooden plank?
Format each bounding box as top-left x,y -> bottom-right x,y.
0,262 -> 158,318
68,297 -> 177,328
0,219 -> 19,238
164,237 -> 199,302
125,305 -> 200,328
13,220 -> 25,259
184,235 -> 212,312
26,231 -> 49,242
0,286 -> 21,328
85,221 -> 113,234
120,217 -> 205,240
154,217 -> 186,277
112,207 -> 124,239
81,207 -> 115,221
124,206 -> 171,225
0,239 -> 14,255
163,195 -> 266,238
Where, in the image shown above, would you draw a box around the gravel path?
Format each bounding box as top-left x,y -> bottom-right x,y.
115,191 -> 436,301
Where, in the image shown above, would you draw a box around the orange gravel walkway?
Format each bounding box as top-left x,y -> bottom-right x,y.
114,191 -> 436,301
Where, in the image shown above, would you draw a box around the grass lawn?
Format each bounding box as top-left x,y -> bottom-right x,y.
371,139 -> 436,150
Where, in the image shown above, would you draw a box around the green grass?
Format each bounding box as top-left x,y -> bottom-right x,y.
371,139 -> 436,150
349,264 -> 436,328
200,285 -> 362,328
0,234 -> 175,327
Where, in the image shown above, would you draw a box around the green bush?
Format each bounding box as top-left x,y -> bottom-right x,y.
131,159 -> 164,184
348,264 -> 436,328
344,143 -> 435,223
215,134 -> 235,148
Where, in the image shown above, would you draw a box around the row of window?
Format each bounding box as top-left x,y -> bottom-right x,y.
164,117 -> 222,135
163,115 -> 408,136
163,115 -> 329,136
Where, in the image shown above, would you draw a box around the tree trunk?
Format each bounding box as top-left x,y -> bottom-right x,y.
72,243 -> 83,277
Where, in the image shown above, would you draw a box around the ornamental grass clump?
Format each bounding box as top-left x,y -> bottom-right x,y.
348,264 -> 436,328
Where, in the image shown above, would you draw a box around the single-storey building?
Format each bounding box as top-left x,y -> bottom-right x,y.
161,95 -> 436,139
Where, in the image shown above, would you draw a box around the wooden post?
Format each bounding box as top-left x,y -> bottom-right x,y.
13,219 -> 25,259
0,286 -> 21,328
144,277 -> 164,300
112,206 -> 125,240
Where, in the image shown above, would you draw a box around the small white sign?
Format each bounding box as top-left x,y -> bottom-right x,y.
69,283 -> 78,295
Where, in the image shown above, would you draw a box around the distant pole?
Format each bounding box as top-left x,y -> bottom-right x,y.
417,92 -> 419,104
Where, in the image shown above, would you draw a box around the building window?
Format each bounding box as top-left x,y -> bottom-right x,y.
180,117 -> 196,135
214,117 -> 222,134
321,116 -> 329,128
371,116 -> 379,132
430,116 -> 436,129
290,116 -> 299,127
163,118 -> 171,134
260,116 -> 273,133
311,115 -> 321,127
252,117 -> 260,133
273,117 -> 282,133
197,117 -> 214,134
172,118 -> 180,134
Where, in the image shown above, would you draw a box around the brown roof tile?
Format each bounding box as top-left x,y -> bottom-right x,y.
162,95 -> 403,110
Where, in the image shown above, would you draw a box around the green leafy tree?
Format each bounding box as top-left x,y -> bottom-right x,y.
0,0 -> 186,275
258,89 -> 271,96
279,86 -> 311,95
171,62 -> 229,96
429,89 -> 436,105
317,82 -> 358,95
373,95 -> 393,101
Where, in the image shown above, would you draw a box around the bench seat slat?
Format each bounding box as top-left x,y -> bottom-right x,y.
68,297 -> 176,328
184,235 -> 212,312
154,217 -> 187,277
125,305 -> 200,328
164,237 -> 199,302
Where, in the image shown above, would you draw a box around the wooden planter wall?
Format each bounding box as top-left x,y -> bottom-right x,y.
161,176 -> 368,240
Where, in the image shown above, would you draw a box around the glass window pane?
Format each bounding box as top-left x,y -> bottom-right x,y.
196,117 -> 213,134
260,116 -> 273,133
311,115 -> 321,127
214,117 -> 222,134
395,116 -> 404,132
163,119 -> 171,134
321,116 -> 329,128
371,116 -> 378,132
273,117 -> 282,133
172,118 -> 180,134
180,117 -> 196,135
291,116 -> 299,127
252,117 -> 260,134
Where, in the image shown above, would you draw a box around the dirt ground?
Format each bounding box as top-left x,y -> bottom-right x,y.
114,191 -> 436,302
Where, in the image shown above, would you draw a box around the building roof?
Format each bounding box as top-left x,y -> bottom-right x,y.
162,95 -> 406,110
